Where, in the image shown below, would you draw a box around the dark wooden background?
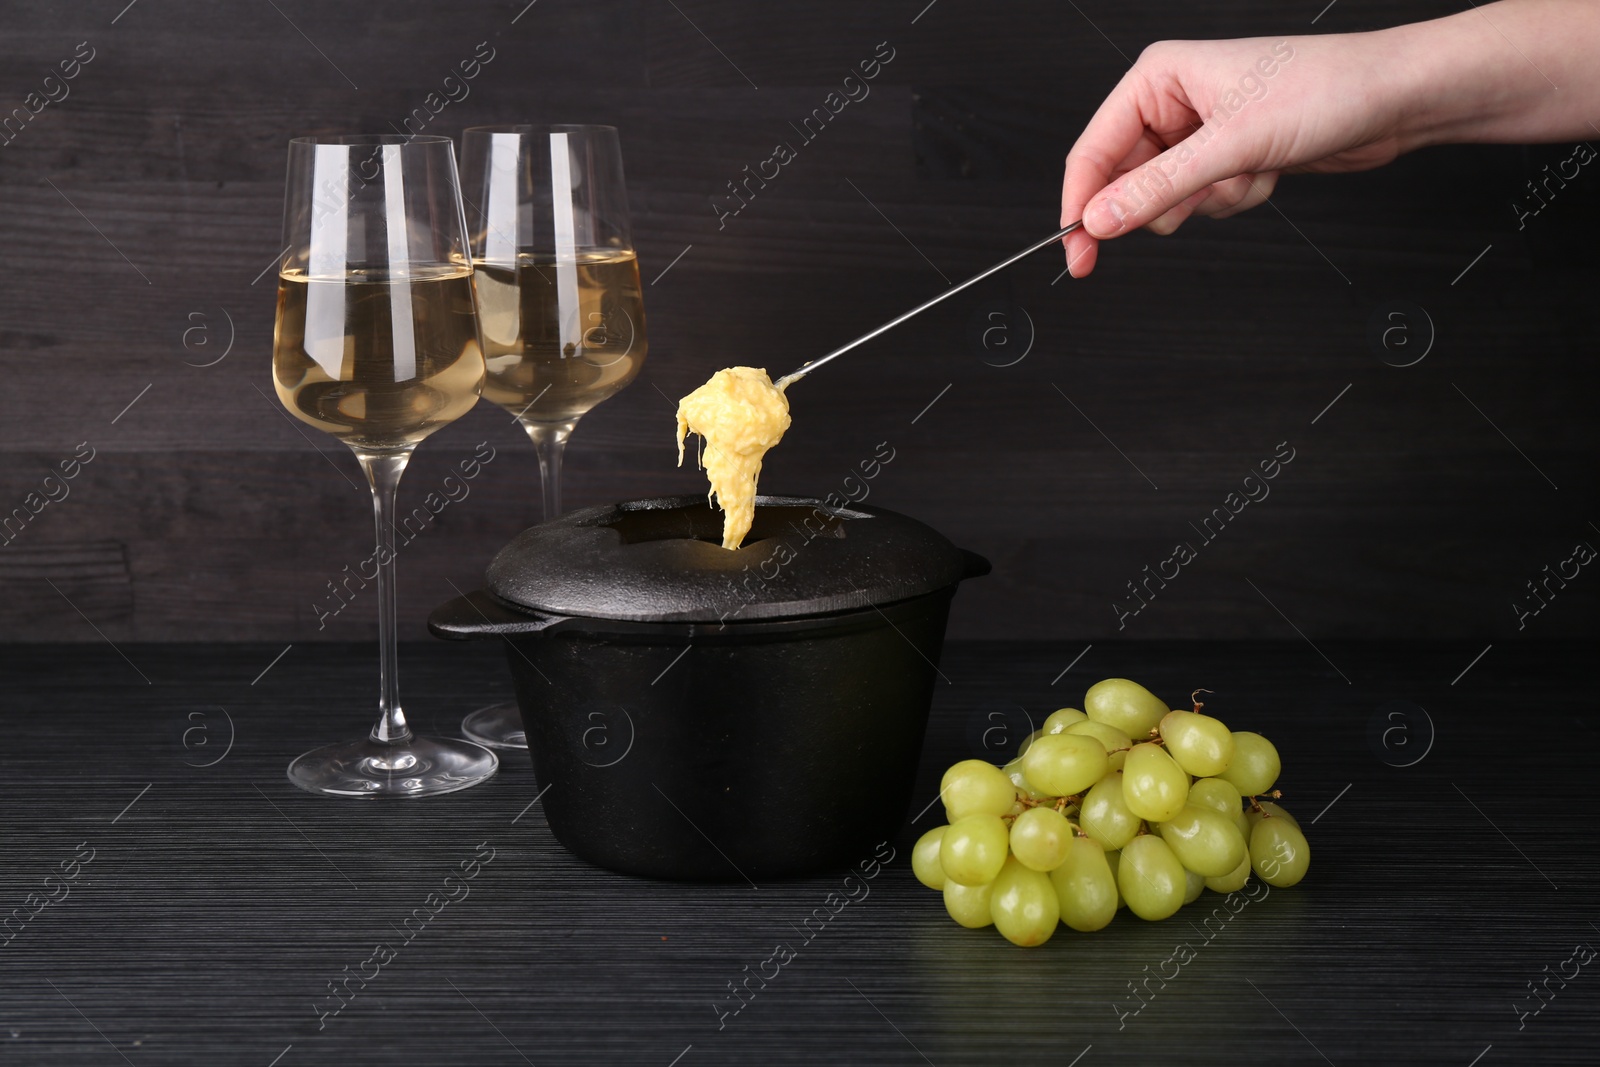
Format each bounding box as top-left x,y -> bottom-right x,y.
0,0 -> 1594,643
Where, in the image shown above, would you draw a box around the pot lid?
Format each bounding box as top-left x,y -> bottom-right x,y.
484,494 -> 982,624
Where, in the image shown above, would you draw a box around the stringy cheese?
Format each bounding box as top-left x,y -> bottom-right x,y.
676,367 -> 791,550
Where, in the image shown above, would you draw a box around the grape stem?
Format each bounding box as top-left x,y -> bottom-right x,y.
1190,688 -> 1212,713
1005,794 -> 1081,825
1246,790 -> 1285,814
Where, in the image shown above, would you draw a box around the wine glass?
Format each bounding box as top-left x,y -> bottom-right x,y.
272,133 -> 498,796
457,124 -> 648,749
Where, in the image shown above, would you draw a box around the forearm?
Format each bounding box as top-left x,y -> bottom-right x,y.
1381,0 -> 1600,149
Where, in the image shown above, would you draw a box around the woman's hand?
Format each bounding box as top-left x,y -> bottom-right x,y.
1061,0 -> 1600,277
1060,33 -> 1410,276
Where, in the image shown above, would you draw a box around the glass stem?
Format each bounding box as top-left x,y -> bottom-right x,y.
524,420 -> 577,521
356,449 -> 415,746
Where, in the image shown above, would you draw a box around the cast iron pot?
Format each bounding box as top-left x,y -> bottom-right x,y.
429,493 -> 988,880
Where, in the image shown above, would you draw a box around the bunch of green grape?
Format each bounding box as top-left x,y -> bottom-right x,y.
912,678 -> 1310,947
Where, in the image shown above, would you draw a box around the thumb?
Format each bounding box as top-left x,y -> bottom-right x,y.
1082,131 -> 1249,238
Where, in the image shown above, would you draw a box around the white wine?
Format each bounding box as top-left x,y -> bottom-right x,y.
273,266 -> 484,451
474,249 -> 647,423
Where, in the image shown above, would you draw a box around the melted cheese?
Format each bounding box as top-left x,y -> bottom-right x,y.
676,366 -> 792,550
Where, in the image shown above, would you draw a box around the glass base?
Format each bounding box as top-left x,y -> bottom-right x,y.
461,701 -> 528,750
287,735 -> 499,798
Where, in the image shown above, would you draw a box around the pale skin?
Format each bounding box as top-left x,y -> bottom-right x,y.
1060,0 -> 1600,276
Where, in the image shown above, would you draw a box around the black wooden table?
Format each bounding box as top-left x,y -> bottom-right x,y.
1,640 -> 1593,1066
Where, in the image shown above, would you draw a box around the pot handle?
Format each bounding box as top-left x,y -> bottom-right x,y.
959,548 -> 993,580
428,589 -> 568,640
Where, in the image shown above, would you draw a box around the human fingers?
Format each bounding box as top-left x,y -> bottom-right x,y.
1062,71 -> 1176,276
1186,170 -> 1281,219
1144,189 -> 1213,236
1081,119 -> 1268,239
1064,132 -> 1173,270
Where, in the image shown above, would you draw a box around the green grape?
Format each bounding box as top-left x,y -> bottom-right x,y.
1193,784 -> 1247,847
1010,806 -> 1073,872
1050,837 -> 1119,932
942,759 -> 1020,822
1233,810 -> 1253,843
1205,853 -> 1251,894
1187,777 -> 1243,818
989,856 -> 1059,946
1117,835 -> 1186,921
1250,817 -> 1310,888
1155,805 -> 1247,877
1104,849 -> 1126,908
944,878 -> 995,928
1183,866 -> 1205,904
1122,743 -> 1189,822
1016,728 -> 1043,759
1245,799 -> 1300,832
1022,733 -> 1109,797
1001,758 -> 1024,785
1001,758 -> 1048,801
1065,720 -> 1133,771
1043,707 -> 1089,734
1079,772 -> 1143,850
1085,678 -> 1168,738
1219,731 -> 1281,796
940,814 -> 1009,886
912,826 -> 947,890
1159,709 -> 1235,777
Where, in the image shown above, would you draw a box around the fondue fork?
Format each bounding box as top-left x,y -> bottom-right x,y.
775,221 -> 1082,390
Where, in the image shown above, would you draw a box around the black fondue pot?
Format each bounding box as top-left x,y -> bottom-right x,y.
428,494 -> 989,880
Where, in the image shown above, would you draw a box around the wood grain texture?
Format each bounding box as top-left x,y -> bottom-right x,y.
0,640 -> 1593,1065
0,0 -> 1594,642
